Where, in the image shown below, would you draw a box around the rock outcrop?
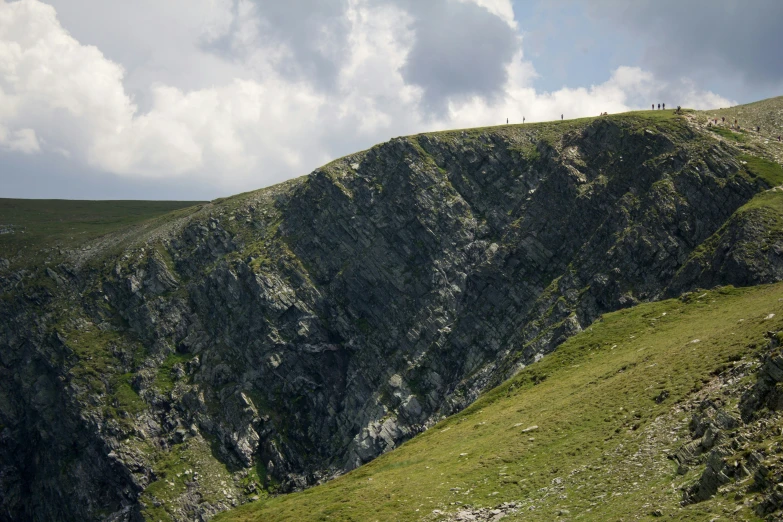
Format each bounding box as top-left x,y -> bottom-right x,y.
668,330 -> 783,517
2,114 -> 783,521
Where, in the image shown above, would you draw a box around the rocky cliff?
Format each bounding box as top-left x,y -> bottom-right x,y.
2,110 -> 783,521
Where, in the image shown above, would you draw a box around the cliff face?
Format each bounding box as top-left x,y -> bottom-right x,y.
2,113 -> 782,521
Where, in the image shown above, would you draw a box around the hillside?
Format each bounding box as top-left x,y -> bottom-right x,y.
217,283 -> 783,521
0,199 -> 204,266
2,99 -> 783,521
693,95 -> 783,166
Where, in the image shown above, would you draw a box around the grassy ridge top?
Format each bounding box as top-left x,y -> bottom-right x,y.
218,283 -> 783,521
423,106 -> 684,138
0,199 -> 203,265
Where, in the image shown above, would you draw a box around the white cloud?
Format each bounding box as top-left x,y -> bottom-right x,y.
675,79 -> 735,110
0,126 -> 39,153
0,0 -> 738,196
432,64 -> 734,130
0,0 -> 134,151
91,78 -> 326,181
454,0 -> 517,28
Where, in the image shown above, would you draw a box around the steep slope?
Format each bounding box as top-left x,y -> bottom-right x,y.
2,105 -> 783,521
216,283 -> 783,521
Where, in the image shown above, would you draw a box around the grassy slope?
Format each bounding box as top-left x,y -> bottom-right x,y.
218,283 -> 783,522
696,96 -> 783,167
700,96 -> 783,138
0,199 -> 203,264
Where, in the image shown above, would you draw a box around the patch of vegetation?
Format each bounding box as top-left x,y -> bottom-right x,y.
708,126 -> 748,143
509,142 -> 541,163
740,154 -> 783,187
217,283 -> 783,522
57,315 -> 149,430
737,190 -> 783,216
140,436 -> 242,521
111,374 -> 146,415
155,352 -> 193,393
681,190 -> 783,270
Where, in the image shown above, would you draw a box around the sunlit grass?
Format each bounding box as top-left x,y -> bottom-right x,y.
218,283 -> 783,521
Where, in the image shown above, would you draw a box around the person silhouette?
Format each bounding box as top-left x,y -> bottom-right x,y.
657,103 -> 660,110
652,104 -> 654,110
561,114 -> 563,120
523,116 -> 525,124
662,103 -> 665,110
506,118 -> 508,124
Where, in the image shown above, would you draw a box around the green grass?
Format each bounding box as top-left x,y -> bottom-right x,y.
737,189 -> 783,215
111,374 -> 146,415
701,96 -> 783,140
424,107 -> 685,140
0,199 -> 203,264
708,126 -> 748,143
683,190 -> 783,269
155,352 -> 194,393
217,283 -> 783,522
740,154 -> 783,187
140,436 -> 248,521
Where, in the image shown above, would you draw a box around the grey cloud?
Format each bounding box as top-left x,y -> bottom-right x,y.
588,0 -> 783,92
399,0 -> 519,113
255,0 -> 349,86
222,0 -> 521,113
205,0 -> 351,90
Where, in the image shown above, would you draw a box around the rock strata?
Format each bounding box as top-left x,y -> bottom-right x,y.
2,115 -> 783,520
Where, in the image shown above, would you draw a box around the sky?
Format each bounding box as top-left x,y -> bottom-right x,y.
0,0 -> 781,200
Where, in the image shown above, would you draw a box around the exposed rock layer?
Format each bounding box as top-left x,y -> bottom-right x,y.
2,115 -> 783,521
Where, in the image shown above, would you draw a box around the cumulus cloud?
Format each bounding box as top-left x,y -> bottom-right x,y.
400,0 -> 520,112
0,126 -> 39,153
0,0 -> 134,153
0,0 -> 739,197
223,0 -> 350,88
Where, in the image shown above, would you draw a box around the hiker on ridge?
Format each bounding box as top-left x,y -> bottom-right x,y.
662,103 -> 665,110
658,103 -> 660,110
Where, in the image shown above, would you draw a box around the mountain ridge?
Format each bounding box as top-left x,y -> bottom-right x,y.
2,100 -> 783,521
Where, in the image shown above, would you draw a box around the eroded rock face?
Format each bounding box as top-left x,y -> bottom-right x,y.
2,117 -> 783,521
668,331 -> 783,518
